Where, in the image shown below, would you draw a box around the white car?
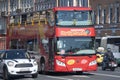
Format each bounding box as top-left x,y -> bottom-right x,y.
0,49 -> 38,80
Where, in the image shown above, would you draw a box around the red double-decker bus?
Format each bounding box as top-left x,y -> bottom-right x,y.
7,6 -> 97,74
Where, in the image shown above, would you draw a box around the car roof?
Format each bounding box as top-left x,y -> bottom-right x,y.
0,50 -> 6,53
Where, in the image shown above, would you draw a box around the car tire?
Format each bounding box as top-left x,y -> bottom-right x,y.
32,73 -> 38,78
3,68 -> 11,80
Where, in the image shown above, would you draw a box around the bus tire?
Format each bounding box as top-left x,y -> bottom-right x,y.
40,62 -> 46,74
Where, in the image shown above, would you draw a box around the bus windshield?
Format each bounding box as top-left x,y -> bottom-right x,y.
56,10 -> 93,27
56,37 -> 95,56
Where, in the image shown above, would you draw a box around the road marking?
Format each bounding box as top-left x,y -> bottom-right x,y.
91,72 -> 120,78
72,75 -> 89,78
16,78 -> 34,80
46,76 -> 73,80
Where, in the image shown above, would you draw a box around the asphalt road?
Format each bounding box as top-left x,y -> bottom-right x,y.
0,67 -> 120,80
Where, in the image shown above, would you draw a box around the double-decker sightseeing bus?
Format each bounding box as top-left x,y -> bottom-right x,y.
7,0 -> 97,74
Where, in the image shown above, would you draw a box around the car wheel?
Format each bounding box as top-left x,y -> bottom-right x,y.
32,73 -> 38,78
3,68 -> 11,80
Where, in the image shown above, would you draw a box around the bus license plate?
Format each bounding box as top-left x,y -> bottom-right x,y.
73,68 -> 82,71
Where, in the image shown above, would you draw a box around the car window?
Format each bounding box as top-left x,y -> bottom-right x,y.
5,50 -> 29,59
0,52 -> 4,58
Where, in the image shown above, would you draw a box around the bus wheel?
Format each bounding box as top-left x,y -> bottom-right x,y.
76,71 -> 83,75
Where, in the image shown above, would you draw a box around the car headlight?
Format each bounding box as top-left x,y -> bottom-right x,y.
89,60 -> 97,66
33,60 -> 37,66
56,60 -> 66,67
7,61 -> 14,67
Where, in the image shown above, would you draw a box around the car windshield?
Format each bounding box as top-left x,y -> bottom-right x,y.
56,10 -> 93,27
5,50 -> 30,59
56,37 -> 95,56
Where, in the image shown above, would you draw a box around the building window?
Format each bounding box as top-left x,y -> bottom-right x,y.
110,8 -> 112,23
108,4 -> 113,24
114,2 -> 120,23
104,9 -> 106,24
116,7 -> 119,23
69,0 -> 73,6
58,0 -> 66,6
97,5 -> 101,24
93,11 -> 96,24
108,7 -> 110,24
82,0 -> 88,7
77,0 -> 88,7
101,9 -> 105,24
62,0 -> 73,7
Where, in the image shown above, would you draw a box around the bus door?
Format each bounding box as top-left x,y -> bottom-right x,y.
48,38 -> 54,70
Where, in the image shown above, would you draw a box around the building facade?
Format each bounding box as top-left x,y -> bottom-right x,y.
1,0 -> 119,38
1,0 -> 120,49
0,0 -> 35,49
90,0 -> 120,37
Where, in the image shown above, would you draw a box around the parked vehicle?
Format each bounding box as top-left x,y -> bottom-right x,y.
0,49 -> 38,80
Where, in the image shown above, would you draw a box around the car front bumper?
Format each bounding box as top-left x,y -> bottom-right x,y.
7,66 -> 38,75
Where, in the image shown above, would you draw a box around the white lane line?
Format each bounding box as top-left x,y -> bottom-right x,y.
17,78 -> 34,80
46,76 -> 73,80
72,75 -> 89,78
91,72 -> 120,78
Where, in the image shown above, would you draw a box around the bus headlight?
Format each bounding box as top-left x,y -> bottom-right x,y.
56,60 -> 66,67
89,60 -> 97,66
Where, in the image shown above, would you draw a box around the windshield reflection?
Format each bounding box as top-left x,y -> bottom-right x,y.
6,50 -> 30,59
56,11 -> 93,26
56,37 -> 95,55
